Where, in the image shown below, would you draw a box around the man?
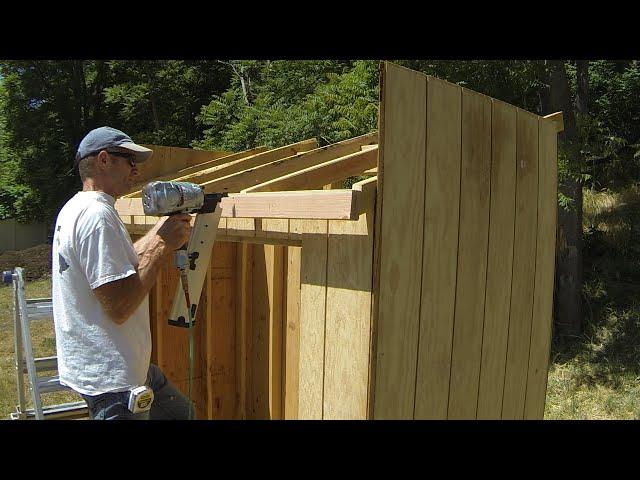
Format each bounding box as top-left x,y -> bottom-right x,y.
52,126 -> 194,420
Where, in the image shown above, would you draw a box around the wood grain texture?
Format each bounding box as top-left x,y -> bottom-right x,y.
243,148 -> 377,193
447,88 -> 492,419
284,246 -> 301,419
414,76 -> 462,419
524,119 -> 558,419
477,100 -> 517,419
502,109 -> 539,419
323,179 -> 376,419
374,62 -> 427,419
297,220 -> 328,419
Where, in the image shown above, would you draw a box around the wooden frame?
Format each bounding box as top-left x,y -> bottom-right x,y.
118,61 -> 562,420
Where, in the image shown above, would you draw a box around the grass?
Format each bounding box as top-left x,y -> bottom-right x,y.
544,183 -> 640,419
0,275 -> 83,420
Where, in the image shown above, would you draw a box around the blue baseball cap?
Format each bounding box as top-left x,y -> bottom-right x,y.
75,126 -> 153,167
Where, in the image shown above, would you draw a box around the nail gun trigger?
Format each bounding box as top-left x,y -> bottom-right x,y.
188,251 -> 199,270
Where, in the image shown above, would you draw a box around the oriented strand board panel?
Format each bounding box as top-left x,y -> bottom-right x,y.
414,76 -> 462,419
447,88 -> 492,419
297,220 -> 328,419
502,109 -> 539,419
524,120 -> 558,419
374,63 -> 427,419
324,179 -> 376,419
284,246 -> 301,419
477,100 -> 517,419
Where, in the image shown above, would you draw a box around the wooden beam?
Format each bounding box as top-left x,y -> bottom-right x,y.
115,189 -> 361,220
543,112 -> 564,133
125,139 -> 318,198
242,148 -> 378,193
126,146 -> 268,194
131,145 -> 231,186
198,132 -> 378,194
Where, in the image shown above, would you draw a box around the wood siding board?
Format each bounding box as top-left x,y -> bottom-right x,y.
374,63 -> 427,419
447,88 -> 492,419
298,220 -> 328,419
502,109 -> 539,419
284,246 -> 302,419
476,100 -> 518,419
524,120 -> 558,419
324,180 -> 376,419
414,76 -> 462,419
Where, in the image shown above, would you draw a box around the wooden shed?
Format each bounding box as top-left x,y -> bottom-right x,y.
115,61 -> 563,420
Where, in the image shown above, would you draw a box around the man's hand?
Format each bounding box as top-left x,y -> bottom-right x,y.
155,213 -> 192,251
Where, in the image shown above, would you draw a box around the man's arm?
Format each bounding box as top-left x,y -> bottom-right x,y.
93,214 -> 192,324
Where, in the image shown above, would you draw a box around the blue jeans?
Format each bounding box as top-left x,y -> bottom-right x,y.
80,364 -> 196,420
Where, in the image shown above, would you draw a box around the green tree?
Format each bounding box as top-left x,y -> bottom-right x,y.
0,60 -> 232,223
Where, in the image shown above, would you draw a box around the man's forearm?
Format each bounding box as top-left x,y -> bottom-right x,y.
94,230 -> 170,324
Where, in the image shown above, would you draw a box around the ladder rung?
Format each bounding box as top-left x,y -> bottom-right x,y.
25,299 -> 53,320
22,356 -> 58,374
36,375 -> 73,394
11,401 -> 88,420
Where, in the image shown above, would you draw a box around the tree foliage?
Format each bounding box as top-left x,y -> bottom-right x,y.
0,60 -> 231,223
1,59 -> 639,227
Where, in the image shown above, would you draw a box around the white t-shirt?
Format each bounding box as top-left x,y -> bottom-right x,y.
52,191 -> 151,396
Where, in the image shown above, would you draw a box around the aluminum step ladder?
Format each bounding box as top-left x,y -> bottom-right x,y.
3,267 -> 88,420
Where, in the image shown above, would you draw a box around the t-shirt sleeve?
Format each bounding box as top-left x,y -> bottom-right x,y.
77,220 -> 137,290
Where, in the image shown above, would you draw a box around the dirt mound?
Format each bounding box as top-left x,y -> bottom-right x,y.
0,244 -> 52,281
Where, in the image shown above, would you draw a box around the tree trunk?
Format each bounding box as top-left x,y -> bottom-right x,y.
549,60 -> 586,336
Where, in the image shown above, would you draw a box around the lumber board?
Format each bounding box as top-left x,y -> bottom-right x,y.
267,245 -> 284,419
414,76 -> 462,419
524,119 -> 558,419
284,246 -> 301,419
149,265 -> 166,369
323,178 -> 376,419
157,261 -> 207,384
248,244 -> 268,419
242,147 -> 378,193
115,190 -> 361,220
127,146 -> 268,194
297,220 -> 328,419
125,139 -> 318,197
242,133 -> 377,192
502,109 -> 539,419
132,145 -> 231,186
173,377 -> 207,420
543,112 -> 564,133
373,62 -> 426,419
204,264 -> 213,419
476,99 -> 517,419
447,88 -> 492,419
205,242 -> 237,419
199,134 -> 378,194
236,242 -> 251,419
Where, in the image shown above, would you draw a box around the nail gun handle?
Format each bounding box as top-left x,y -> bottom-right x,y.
175,247 -> 189,271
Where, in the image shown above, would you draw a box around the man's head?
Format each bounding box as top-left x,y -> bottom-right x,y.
75,127 -> 153,197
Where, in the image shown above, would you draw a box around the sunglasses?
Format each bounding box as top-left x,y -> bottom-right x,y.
105,150 -> 137,167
